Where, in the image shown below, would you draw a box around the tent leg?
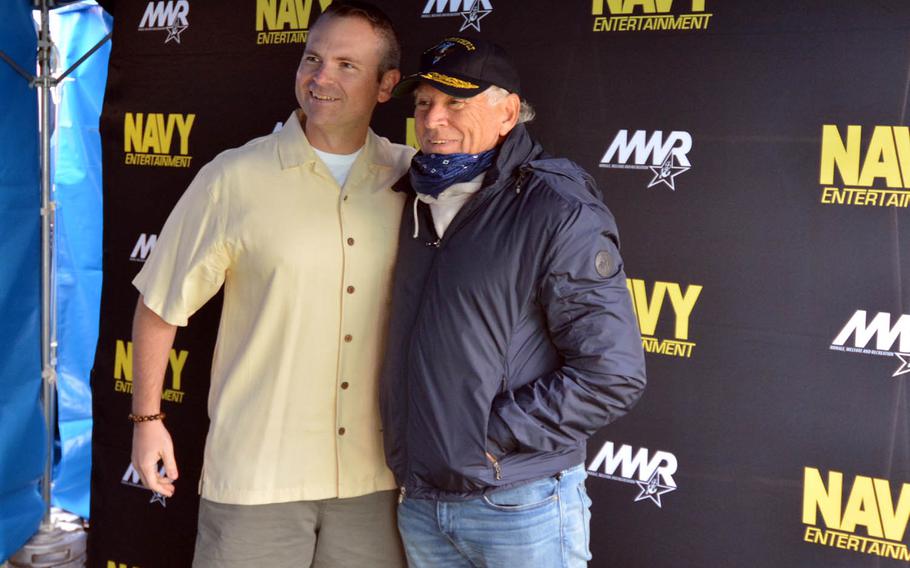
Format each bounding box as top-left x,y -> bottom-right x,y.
36,0 -> 57,533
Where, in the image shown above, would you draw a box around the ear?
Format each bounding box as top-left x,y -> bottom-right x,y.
377,69 -> 400,104
499,93 -> 521,136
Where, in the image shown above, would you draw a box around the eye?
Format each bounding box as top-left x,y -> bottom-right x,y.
303,54 -> 319,64
414,99 -> 430,108
448,99 -> 466,109
341,61 -> 356,70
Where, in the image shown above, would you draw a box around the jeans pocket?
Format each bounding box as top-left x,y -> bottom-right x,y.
482,476 -> 559,512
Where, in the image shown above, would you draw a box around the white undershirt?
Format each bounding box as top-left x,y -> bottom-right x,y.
416,173 -> 485,238
313,146 -> 363,187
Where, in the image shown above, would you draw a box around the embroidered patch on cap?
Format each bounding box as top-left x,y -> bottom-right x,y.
426,37 -> 476,65
419,72 -> 479,89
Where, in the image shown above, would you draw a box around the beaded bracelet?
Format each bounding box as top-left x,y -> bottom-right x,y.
128,412 -> 166,423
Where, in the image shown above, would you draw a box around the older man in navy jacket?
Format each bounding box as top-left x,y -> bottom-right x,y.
380,36 -> 647,567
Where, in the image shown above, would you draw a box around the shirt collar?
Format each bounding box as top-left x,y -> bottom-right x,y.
277,110 -> 400,172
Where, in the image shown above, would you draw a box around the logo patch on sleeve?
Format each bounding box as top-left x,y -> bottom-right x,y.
595,250 -> 614,277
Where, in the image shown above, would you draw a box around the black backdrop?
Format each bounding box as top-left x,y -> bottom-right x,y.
90,1 -> 910,566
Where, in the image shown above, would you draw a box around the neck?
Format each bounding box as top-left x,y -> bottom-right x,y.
298,111 -> 368,154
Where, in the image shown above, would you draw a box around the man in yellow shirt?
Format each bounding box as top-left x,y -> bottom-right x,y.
128,2 -> 414,566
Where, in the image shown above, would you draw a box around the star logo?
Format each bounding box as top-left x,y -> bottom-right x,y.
893,353 -> 910,377
459,1 -> 491,32
633,470 -> 677,508
164,22 -> 188,44
647,154 -> 690,191
149,492 -> 168,508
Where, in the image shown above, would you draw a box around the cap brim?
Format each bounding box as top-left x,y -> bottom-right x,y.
392,72 -> 491,98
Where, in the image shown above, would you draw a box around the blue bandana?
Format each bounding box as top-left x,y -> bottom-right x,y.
409,149 -> 496,198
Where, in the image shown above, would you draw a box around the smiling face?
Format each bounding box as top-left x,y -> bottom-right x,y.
413,83 -> 519,155
295,15 -> 399,152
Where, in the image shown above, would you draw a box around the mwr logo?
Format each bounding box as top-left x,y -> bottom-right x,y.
592,0 -> 712,33
819,125 -> 910,208
138,1 -> 189,44
600,130 -> 692,191
130,233 -> 158,263
830,311 -> 910,378
123,112 -> 195,168
421,0 -> 493,32
587,441 -> 678,507
121,463 -> 168,507
114,339 -> 188,403
803,467 -> 910,562
627,278 -> 701,358
255,0 -> 331,45
107,562 -> 141,568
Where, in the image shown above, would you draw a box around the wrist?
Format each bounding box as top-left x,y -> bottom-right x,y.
128,412 -> 166,423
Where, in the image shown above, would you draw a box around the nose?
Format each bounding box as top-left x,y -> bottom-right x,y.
310,63 -> 331,85
422,102 -> 448,128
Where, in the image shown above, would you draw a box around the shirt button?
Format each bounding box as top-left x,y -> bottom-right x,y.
346,286 -> 355,294
338,427 -> 346,436
341,381 -> 349,390
343,195 -> 349,201
344,334 -> 353,342
347,237 -> 355,246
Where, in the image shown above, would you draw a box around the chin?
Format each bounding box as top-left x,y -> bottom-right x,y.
422,145 -> 460,155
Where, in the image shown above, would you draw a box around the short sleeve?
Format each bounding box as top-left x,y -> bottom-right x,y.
132,161 -> 231,326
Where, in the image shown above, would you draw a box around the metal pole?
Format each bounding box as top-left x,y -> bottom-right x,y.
55,31 -> 111,84
37,0 -> 57,532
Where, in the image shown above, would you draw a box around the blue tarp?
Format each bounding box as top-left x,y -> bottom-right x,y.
0,0 -> 46,562
50,0 -> 110,521
0,1 -> 107,560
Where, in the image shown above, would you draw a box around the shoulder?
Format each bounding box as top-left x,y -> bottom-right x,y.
180,131 -> 281,209
213,130 -> 280,171
191,130 -> 282,195
521,157 -> 614,229
369,131 -> 416,175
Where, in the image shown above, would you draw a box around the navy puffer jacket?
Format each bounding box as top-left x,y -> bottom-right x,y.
380,124 -> 646,500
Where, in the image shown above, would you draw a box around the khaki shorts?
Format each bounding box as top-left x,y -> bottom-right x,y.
193,490 -> 405,568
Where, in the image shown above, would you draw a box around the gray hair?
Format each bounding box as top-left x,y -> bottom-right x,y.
484,86 -> 536,124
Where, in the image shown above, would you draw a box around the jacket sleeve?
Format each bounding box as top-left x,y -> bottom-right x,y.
487,197 -> 647,455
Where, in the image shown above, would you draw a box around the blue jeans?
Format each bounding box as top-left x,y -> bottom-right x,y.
397,464 -> 592,567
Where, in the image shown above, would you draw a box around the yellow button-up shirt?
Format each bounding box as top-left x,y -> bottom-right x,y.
133,111 -> 414,505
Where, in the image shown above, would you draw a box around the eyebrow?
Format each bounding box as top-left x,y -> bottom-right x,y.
335,53 -> 364,63
302,48 -> 363,65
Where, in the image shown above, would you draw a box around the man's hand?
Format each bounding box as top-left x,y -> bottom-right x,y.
131,420 -> 179,497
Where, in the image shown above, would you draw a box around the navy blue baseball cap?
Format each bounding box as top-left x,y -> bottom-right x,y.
392,36 -> 521,98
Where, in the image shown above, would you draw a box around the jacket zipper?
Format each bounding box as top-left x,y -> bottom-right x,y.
486,448 -> 503,481
407,186 -> 510,491
514,167 -> 530,194
492,457 -> 502,480
402,200 -> 443,500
